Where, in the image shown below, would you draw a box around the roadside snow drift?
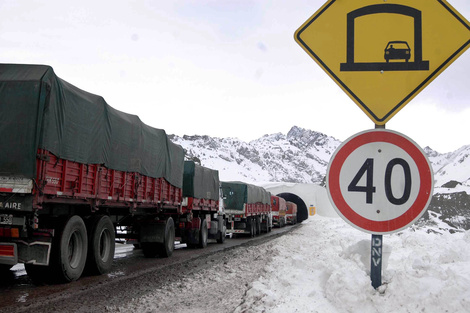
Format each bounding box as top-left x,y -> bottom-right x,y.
115,216 -> 470,313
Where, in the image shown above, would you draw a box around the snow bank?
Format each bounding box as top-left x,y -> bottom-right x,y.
114,216 -> 470,313
235,217 -> 470,313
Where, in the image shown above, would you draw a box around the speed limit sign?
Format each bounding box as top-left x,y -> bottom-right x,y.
327,129 -> 434,234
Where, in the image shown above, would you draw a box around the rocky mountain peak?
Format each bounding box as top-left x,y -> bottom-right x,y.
170,126 -> 469,191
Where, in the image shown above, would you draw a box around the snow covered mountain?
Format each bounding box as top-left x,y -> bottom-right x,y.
425,145 -> 470,191
170,126 -> 470,191
169,126 -> 341,184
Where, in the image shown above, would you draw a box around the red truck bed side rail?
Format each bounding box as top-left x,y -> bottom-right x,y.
181,197 -> 219,214
246,203 -> 271,216
35,149 -> 182,210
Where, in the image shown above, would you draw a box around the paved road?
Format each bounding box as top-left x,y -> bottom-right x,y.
0,224 -> 298,313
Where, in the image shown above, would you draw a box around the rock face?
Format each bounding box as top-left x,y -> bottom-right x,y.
423,192 -> 470,231
170,126 -> 470,230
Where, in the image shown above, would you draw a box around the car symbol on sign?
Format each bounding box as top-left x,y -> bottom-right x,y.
384,41 -> 411,63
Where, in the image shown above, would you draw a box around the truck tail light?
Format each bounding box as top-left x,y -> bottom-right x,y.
33,216 -> 39,229
11,228 -> 19,238
0,244 -> 15,257
0,227 -> 20,238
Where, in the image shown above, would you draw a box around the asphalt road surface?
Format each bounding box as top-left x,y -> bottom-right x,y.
0,224 -> 298,313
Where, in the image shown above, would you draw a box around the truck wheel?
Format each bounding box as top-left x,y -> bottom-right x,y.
142,218 -> 175,258
157,217 -> 175,257
254,218 -> 258,236
256,217 -> 261,236
51,216 -> 88,283
85,215 -> 115,275
216,224 -> 226,244
25,216 -> 87,284
198,219 -> 208,248
249,219 -> 255,238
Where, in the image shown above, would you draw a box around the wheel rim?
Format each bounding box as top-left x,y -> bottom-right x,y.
98,228 -> 111,262
68,230 -> 84,269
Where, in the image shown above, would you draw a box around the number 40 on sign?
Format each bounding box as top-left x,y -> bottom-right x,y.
326,129 -> 433,235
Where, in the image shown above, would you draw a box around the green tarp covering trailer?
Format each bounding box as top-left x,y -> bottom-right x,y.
221,181 -> 271,211
0,64 -> 184,187
183,161 -> 219,201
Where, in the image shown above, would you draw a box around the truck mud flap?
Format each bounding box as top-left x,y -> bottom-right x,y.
183,228 -> 199,245
140,223 -> 165,244
17,240 -> 51,266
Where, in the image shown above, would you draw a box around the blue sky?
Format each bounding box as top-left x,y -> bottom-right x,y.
1,0 -> 469,152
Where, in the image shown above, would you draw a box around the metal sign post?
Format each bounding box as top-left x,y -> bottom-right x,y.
370,124 -> 385,289
371,234 -> 383,289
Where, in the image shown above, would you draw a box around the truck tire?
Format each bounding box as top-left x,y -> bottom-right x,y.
29,216 -> 88,283
263,219 -> 269,233
85,215 -> 115,275
216,224 -> 226,244
249,218 -> 255,238
198,219 -> 208,248
142,218 -> 175,258
54,215 -> 88,282
157,217 -> 175,257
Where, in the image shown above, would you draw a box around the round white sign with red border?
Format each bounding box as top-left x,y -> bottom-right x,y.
327,129 -> 434,234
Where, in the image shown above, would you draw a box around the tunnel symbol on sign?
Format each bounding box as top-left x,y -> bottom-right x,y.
340,4 -> 430,72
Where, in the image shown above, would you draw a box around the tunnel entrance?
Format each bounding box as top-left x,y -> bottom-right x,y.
277,193 -> 309,223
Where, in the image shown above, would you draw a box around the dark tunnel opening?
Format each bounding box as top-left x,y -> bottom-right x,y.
277,192 -> 309,223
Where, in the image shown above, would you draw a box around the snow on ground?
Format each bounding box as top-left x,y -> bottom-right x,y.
113,216 -> 470,313
236,217 -> 470,313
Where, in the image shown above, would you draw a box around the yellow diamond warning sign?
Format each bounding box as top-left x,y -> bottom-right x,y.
295,0 -> 470,125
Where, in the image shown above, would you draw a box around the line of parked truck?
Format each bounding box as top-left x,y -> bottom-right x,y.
0,64 -> 298,284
